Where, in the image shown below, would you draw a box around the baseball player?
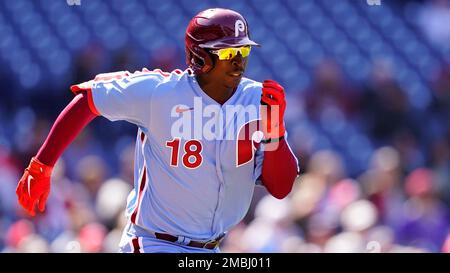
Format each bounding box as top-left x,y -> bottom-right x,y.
16,8 -> 299,253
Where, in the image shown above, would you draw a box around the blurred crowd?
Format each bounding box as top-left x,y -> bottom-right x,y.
1,0 -> 450,253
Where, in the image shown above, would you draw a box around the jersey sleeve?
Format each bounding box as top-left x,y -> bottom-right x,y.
70,69 -> 165,127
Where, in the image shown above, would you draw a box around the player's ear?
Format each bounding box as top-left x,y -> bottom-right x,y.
199,52 -> 214,73
204,52 -> 215,69
193,54 -> 205,66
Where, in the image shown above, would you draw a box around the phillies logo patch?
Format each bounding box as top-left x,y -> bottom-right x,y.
236,119 -> 262,167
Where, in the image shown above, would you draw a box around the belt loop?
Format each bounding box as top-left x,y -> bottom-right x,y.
176,236 -> 191,246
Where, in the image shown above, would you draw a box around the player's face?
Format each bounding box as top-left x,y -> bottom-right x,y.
208,50 -> 248,90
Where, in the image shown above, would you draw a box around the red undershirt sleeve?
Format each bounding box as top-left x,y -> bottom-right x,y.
35,92 -> 98,167
260,138 -> 299,199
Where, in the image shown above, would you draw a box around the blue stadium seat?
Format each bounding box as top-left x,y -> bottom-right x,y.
19,62 -> 41,89
0,0 -> 439,109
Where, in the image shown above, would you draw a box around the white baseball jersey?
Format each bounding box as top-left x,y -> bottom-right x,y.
72,68 -> 293,252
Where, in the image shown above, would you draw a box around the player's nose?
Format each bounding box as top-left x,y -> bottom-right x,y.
231,54 -> 245,71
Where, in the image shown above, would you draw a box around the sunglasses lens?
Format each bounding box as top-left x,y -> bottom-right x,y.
241,46 -> 251,57
218,48 -> 235,60
214,46 -> 251,60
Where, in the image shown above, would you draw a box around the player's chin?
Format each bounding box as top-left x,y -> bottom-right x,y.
225,74 -> 243,87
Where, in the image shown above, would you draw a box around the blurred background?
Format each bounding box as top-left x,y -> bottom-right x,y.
1,0 -> 450,253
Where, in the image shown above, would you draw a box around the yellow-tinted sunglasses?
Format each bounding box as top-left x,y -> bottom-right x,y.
210,46 -> 251,60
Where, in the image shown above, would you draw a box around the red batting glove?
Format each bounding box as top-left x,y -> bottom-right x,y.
16,157 -> 52,216
260,79 -> 286,140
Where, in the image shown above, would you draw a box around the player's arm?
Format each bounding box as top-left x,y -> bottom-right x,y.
16,92 -> 98,216
259,80 -> 299,199
260,138 -> 299,199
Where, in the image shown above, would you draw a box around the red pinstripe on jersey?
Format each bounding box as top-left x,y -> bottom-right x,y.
131,237 -> 141,253
130,167 -> 146,224
130,132 -> 148,225
152,69 -> 170,77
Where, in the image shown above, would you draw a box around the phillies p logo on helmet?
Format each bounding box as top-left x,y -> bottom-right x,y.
235,20 -> 245,37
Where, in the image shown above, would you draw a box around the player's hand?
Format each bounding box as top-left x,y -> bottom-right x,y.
260,79 -> 286,140
16,157 -> 52,216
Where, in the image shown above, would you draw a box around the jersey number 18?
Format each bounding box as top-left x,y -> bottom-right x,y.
166,138 -> 203,169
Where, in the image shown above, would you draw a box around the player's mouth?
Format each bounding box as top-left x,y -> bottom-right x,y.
228,71 -> 243,78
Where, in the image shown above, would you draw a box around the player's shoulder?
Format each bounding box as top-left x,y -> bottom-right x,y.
70,68 -> 191,94
91,68 -> 191,86
239,77 -> 263,90
127,68 -> 190,84
238,77 -> 263,100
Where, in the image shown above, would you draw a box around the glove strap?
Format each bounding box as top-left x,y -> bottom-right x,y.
261,135 -> 284,144
27,157 -> 53,177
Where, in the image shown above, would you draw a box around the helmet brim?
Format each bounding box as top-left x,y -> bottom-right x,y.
199,37 -> 260,49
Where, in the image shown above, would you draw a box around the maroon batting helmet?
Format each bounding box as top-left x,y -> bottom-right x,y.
185,8 -> 260,74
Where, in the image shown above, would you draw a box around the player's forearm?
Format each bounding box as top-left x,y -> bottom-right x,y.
261,138 -> 299,199
36,92 -> 98,167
